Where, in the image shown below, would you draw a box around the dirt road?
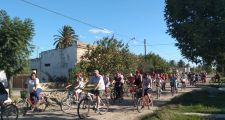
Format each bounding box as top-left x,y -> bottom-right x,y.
18,84 -> 198,120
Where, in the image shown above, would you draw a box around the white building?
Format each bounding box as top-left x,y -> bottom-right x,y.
30,41 -> 88,82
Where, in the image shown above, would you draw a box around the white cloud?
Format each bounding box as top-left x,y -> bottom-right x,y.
89,28 -> 112,34
95,36 -> 101,39
79,35 -> 86,39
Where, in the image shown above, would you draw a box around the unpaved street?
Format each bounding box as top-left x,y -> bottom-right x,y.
18,85 -> 198,120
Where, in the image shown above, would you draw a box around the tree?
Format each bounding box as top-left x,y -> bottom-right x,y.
178,59 -> 185,68
53,25 -> 78,49
138,53 -> 170,73
169,60 -> 177,68
79,36 -> 136,76
165,0 -> 225,75
0,10 -> 34,96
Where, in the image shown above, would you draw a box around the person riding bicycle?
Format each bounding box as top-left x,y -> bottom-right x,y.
90,70 -> 105,113
27,72 -> 42,105
114,72 -> 124,100
141,73 -> 153,107
103,74 -> 110,98
134,70 -> 142,89
127,73 -> 136,93
66,73 -> 86,101
0,82 -> 8,105
170,73 -> 178,92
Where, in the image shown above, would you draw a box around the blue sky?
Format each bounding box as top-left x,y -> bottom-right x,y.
1,0 -> 189,64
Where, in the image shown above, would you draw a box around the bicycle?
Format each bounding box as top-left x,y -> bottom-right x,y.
127,85 -> 139,107
61,91 -> 79,112
77,89 -> 109,119
156,85 -> 161,99
111,84 -> 123,103
1,102 -> 18,120
17,92 -> 48,115
136,92 -> 154,113
181,80 -> 186,91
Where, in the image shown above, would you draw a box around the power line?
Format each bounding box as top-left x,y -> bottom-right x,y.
20,0 -> 136,40
20,0 -> 176,46
20,0 -> 104,30
129,43 -> 175,46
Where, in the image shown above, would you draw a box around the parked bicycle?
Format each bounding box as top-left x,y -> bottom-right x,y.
77,88 -> 109,119
1,102 -> 18,120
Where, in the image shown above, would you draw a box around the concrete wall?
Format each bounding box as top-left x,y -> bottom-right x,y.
31,45 -> 76,82
30,41 -> 90,82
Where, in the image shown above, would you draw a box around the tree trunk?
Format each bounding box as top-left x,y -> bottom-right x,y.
6,75 -> 13,97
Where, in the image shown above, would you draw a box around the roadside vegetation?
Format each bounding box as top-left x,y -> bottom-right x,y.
141,87 -> 225,120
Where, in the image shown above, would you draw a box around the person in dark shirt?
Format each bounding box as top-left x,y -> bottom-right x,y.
134,71 -> 142,88
0,82 -> 8,104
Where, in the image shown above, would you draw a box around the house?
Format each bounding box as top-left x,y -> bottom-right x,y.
30,41 -> 89,82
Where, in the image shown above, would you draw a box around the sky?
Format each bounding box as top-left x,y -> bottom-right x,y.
1,0 -> 191,64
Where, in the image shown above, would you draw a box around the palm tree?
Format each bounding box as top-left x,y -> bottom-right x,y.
53,25 -> 78,49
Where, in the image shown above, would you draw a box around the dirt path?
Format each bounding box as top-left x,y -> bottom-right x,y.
89,85 -> 199,120
18,84 -> 199,120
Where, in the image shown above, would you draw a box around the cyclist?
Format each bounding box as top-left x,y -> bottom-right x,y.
90,70 -> 105,113
74,73 -> 86,101
155,74 -> 162,98
65,73 -> 86,101
141,73 -> 153,107
134,70 -> 142,89
103,74 -> 110,98
170,74 -> 178,92
114,72 -> 124,101
27,72 -> 42,105
180,73 -> 187,89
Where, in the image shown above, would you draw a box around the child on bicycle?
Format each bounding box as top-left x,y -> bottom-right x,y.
65,73 -> 85,101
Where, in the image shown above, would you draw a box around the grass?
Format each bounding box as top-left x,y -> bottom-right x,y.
140,86 -> 225,120
140,109 -> 203,120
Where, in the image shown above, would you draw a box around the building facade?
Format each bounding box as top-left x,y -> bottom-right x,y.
30,41 -> 88,82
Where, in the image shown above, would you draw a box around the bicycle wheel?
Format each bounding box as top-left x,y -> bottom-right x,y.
131,93 -> 137,107
147,96 -> 154,110
36,97 -> 47,112
77,98 -> 90,119
1,104 -> 18,120
16,99 -> 29,116
44,97 -> 60,112
110,90 -> 116,103
136,98 -> 143,113
171,87 -> 174,96
61,97 -> 75,112
156,87 -> 160,99
98,98 -> 109,115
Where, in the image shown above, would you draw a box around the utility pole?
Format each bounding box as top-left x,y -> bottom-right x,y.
144,39 -> 146,61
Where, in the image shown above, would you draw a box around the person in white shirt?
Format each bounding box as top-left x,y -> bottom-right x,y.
74,73 -> 86,101
27,72 -> 42,104
91,70 -> 105,113
142,73 -> 153,106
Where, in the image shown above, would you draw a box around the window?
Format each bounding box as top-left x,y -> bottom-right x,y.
45,64 -> 50,67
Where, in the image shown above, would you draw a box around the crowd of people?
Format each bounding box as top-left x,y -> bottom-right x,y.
0,69 -> 218,115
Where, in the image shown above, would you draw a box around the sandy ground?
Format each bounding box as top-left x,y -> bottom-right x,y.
18,84 -> 199,120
